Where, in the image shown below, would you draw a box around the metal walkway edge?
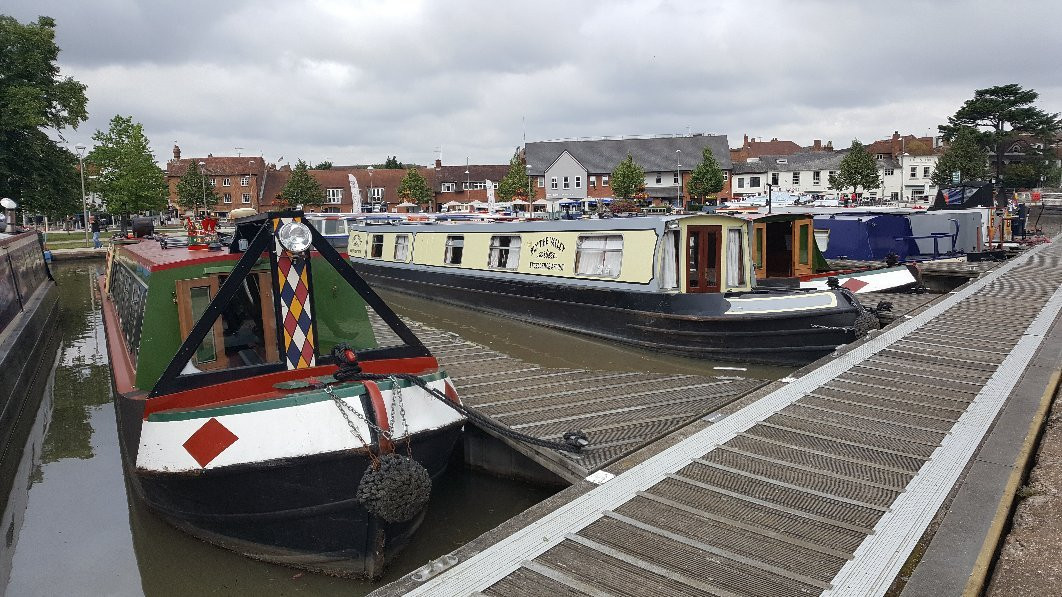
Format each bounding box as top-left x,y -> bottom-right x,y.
395,237 -> 1062,597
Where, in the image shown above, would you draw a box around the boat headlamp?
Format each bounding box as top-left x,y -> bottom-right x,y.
277,221 -> 313,253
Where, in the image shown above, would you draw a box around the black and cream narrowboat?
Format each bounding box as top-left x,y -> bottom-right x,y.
100,210 -> 465,578
347,214 -> 876,365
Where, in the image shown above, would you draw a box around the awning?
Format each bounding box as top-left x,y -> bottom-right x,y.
510,199 -> 530,205
397,201 -> 417,207
444,200 -> 462,207
532,199 -> 550,205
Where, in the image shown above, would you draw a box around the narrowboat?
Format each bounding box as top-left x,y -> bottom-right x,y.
347,214 -> 877,365
100,210 -> 465,578
742,212 -> 921,293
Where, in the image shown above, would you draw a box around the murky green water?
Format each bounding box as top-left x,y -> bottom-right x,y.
0,261 -> 791,596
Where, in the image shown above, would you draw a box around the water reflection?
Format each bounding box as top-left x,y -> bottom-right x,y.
2,262 -> 555,596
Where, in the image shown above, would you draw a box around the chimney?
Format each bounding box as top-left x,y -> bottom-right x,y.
771,138 -> 778,142
826,141 -> 834,151
813,140 -> 822,151
435,158 -> 442,168
743,134 -> 749,146
173,144 -> 181,160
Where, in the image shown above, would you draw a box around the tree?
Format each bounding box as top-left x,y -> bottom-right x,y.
687,146 -> 725,205
930,127 -> 989,188
829,141 -> 881,201
313,161 -> 333,170
397,167 -> 432,207
611,152 -> 646,201
276,160 -> 325,208
497,153 -> 530,201
0,15 -> 89,214
939,84 -> 1062,186
175,162 -> 219,212
380,156 -> 402,169
87,115 -> 167,222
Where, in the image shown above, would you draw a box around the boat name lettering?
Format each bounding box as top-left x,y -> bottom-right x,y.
529,262 -> 564,271
529,237 -> 565,260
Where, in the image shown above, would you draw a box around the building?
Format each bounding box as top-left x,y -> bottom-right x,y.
866,132 -> 942,201
259,166 -> 433,214
165,145 -> 268,218
525,134 -> 732,210
431,159 -> 511,211
731,152 -> 848,197
730,134 -> 805,163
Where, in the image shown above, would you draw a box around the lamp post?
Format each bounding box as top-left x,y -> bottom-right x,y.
75,144 -> 89,242
367,166 -> 374,212
198,161 -> 207,218
675,149 -> 682,209
526,164 -> 533,214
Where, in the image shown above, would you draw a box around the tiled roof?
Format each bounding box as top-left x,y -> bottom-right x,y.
732,151 -> 849,174
433,164 -> 511,191
525,135 -> 731,176
741,139 -> 802,158
166,156 -> 267,177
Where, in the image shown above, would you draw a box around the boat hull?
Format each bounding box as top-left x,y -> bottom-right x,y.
352,261 -> 866,365
114,390 -> 462,578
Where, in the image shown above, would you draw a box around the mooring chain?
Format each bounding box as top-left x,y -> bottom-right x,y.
388,376 -> 414,458
325,385 -> 381,468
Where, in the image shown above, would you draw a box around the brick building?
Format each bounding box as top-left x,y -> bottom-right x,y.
165,145 -> 268,217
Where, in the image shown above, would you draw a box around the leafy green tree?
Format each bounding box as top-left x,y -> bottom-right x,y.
313,161 -> 333,170
380,156 -> 402,169
0,15 -> 89,214
175,162 -> 219,212
829,140 -> 881,200
687,146 -> 725,205
87,115 -> 167,221
276,160 -> 325,208
939,84 -> 1062,185
611,152 -> 646,201
497,153 -> 530,201
930,127 -> 989,188
397,167 -> 432,207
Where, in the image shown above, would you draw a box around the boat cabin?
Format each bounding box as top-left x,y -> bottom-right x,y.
348,214 -> 756,295
105,211 -> 428,398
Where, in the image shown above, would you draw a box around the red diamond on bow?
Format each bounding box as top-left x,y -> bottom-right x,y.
183,418 -> 239,468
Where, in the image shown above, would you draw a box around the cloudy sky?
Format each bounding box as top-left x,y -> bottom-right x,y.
10,0 -> 1062,168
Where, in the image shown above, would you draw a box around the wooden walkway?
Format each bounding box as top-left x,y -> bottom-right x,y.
371,238 -> 1062,597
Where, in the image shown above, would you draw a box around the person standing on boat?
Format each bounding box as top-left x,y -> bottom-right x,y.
90,216 -> 101,249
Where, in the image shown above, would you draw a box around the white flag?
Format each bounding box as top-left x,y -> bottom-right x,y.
485,179 -> 496,213
349,173 -> 362,214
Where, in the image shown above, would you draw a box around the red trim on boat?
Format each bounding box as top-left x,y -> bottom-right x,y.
444,381 -> 461,405
142,356 -> 440,418
363,381 -> 393,453
98,275 -> 138,395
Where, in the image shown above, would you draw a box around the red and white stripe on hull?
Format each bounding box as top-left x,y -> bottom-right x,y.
135,375 -> 462,473
800,265 -> 918,294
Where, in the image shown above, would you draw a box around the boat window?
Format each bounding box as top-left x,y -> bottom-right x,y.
798,223 -> 810,265
318,218 -> 346,236
445,235 -> 464,265
488,235 -> 521,269
754,226 -> 764,269
726,228 -> 746,287
370,234 -> 384,259
394,234 -> 410,261
575,235 -> 622,278
176,271 -> 281,371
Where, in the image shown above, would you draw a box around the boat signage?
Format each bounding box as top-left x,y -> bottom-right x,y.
527,236 -> 567,272
349,232 -> 366,258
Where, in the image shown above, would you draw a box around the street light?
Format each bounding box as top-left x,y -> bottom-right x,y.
367,166 -> 374,212
75,144 -> 89,242
198,161 -> 207,219
675,149 -> 682,209
526,164 -> 533,211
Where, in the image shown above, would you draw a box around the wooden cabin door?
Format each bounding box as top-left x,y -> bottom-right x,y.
176,276 -> 228,371
753,223 -> 766,280
686,225 -> 722,293
791,220 -> 813,277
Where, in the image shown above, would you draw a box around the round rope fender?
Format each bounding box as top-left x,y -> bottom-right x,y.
356,453 -> 432,523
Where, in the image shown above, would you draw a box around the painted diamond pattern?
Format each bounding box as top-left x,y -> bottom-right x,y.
183,417 -> 239,468
274,216 -> 316,370
842,278 -> 869,292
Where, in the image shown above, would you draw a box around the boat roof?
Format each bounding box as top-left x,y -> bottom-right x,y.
351,213 -> 745,235
119,239 -> 239,271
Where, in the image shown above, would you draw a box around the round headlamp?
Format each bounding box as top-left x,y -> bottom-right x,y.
277,221 -> 312,253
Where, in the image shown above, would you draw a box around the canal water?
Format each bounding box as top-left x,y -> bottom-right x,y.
1,261 -> 791,596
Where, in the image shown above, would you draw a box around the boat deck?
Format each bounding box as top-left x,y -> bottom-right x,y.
370,236 -> 1062,596
827,257 -> 999,278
